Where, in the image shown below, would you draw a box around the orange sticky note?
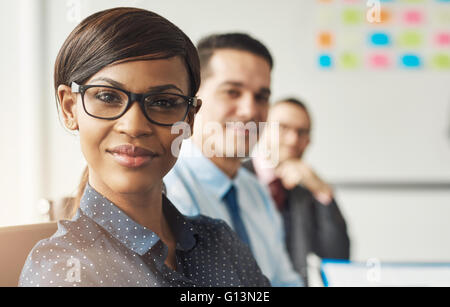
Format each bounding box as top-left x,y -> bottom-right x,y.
318,32 -> 333,48
380,9 -> 392,24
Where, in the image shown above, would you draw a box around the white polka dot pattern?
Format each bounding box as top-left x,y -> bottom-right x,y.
18,184 -> 270,287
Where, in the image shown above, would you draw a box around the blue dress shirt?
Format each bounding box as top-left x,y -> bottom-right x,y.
19,183 -> 270,287
164,139 -> 304,287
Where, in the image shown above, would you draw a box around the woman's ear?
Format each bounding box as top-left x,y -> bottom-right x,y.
57,84 -> 79,131
187,98 -> 202,137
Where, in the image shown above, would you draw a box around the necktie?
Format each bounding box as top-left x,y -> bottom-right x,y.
268,177 -> 287,211
222,185 -> 251,247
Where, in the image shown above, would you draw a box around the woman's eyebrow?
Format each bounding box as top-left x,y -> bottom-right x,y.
147,84 -> 184,94
89,77 -> 184,94
90,77 -> 124,88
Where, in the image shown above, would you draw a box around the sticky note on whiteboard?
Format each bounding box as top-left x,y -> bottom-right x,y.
404,10 -> 424,25
436,32 -> 450,46
400,54 -> 422,68
319,54 -> 333,68
318,32 -> 333,48
401,0 -> 426,3
342,9 -> 363,25
370,32 -> 391,46
339,52 -> 359,69
369,54 -> 391,69
399,31 -> 423,47
432,53 -> 450,69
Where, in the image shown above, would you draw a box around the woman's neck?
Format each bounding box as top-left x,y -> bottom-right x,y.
87,174 -> 172,243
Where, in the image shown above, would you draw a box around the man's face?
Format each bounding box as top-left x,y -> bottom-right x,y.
195,49 -> 271,158
268,102 -> 311,163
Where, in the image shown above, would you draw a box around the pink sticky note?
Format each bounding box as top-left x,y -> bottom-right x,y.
404,10 -> 424,25
369,54 -> 391,68
436,32 -> 450,46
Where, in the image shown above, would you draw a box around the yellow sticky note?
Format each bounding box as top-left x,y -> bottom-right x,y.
432,53 -> 450,69
342,9 -> 363,25
339,52 -> 360,69
398,31 -> 423,47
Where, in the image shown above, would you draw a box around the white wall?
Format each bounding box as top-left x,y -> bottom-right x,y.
0,1 -> 20,226
1,0 -> 449,263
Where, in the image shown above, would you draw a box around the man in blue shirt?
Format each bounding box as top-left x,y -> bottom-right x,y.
164,33 -> 303,286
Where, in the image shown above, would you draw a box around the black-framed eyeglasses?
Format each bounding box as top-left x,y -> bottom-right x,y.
71,82 -> 199,126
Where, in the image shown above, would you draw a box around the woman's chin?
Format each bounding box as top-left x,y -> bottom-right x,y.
106,176 -> 161,195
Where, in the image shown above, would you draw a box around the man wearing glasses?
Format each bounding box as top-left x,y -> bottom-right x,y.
244,98 -> 350,286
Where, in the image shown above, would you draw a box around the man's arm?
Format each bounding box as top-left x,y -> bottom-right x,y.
277,159 -> 350,259
311,198 -> 350,259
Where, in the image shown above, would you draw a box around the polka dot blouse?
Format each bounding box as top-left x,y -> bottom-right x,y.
19,184 -> 270,287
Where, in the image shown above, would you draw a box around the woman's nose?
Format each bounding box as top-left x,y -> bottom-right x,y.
115,102 -> 154,138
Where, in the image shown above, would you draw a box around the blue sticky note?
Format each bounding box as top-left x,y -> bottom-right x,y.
400,54 -> 422,68
370,33 -> 391,46
319,54 -> 333,68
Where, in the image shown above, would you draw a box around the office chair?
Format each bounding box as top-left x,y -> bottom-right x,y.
0,222 -> 57,287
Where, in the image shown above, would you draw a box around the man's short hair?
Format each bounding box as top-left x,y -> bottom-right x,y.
197,33 -> 274,79
273,97 -> 312,128
274,98 -> 309,113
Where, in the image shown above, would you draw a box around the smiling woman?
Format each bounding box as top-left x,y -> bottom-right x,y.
18,7 -> 270,287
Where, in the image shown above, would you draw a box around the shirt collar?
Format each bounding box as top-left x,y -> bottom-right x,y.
80,183 -> 198,256
179,139 -> 234,200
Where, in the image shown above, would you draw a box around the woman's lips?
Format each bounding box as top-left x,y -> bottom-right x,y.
107,144 -> 158,168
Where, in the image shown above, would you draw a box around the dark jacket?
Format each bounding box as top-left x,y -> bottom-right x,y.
242,159 -> 350,285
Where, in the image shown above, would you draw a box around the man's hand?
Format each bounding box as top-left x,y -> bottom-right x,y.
275,159 -> 334,205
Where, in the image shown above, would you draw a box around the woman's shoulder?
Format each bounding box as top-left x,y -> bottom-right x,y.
18,213 -> 104,287
187,214 -> 233,235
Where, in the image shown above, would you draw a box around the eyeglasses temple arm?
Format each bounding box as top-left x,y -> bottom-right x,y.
71,82 -> 80,93
191,97 -> 199,107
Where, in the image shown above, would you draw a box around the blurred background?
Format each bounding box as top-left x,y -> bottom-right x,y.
1,0 -> 449,271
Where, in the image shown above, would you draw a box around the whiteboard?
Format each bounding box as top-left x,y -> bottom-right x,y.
147,0 -> 450,182
46,0 -> 450,197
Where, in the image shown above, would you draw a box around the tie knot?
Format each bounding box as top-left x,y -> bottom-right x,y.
268,177 -> 287,211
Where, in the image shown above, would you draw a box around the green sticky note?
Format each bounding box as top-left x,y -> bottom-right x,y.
340,52 -> 359,69
432,53 -> 450,69
399,31 -> 423,47
401,0 -> 425,3
342,9 -> 363,25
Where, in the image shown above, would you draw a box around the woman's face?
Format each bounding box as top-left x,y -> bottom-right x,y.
60,57 -> 194,195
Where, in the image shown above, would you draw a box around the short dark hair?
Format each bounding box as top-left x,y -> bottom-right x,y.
197,33 -> 273,78
55,8 -> 200,97
274,97 -> 312,127
274,98 -> 309,113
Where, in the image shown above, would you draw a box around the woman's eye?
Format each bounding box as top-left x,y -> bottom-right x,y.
95,92 -> 122,103
149,99 -> 174,108
146,95 -> 184,109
